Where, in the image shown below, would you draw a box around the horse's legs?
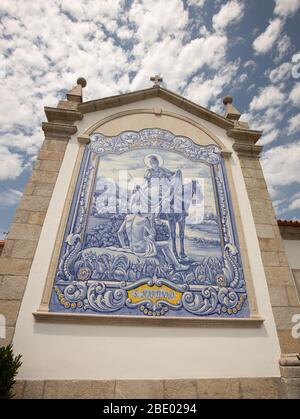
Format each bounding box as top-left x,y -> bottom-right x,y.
167,214 -> 178,258
178,215 -> 187,259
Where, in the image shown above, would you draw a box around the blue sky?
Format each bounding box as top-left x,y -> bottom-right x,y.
0,0 -> 300,239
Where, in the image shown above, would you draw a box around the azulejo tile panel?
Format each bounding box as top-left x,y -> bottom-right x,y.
49,128 -> 250,319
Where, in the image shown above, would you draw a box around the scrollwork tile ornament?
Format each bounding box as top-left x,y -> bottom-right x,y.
90,129 -> 222,165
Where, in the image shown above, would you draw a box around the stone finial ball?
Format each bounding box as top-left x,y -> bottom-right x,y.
77,77 -> 87,88
223,95 -> 233,105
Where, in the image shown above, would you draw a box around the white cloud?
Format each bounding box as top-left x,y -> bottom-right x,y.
289,198 -> 300,211
268,62 -> 292,83
259,129 -> 280,146
289,83 -> 300,106
117,27 -> 135,40
277,191 -> 300,214
243,104 -> 285,154
261,140 -> 300,188
1,188 -> 22,206
0,129 -> 43,156
0,146 -> 23,181
288,113 -> 300,134
212,1 -> 244,32
274,0 -> 300,17
238,73 -> 248,83
183,61 -> 240,107
187,0 -> 206,6
252,18 -> 283,55
131,34 -> 228,91
244,60 -> 257,71
275,34 -> 292,62
250,85 -> 285,111
59,0 -> 125,23
129,0 -> 188,45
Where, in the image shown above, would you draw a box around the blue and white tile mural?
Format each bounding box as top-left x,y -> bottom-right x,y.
49,128 -> 250,318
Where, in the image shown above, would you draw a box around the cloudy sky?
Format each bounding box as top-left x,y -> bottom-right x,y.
0,0 -> 300,238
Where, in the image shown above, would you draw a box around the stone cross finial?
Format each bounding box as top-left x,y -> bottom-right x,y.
150,75 -> 163,87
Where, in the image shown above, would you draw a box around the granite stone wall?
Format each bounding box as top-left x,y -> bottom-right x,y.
12,378 -> 283,399
0,135 -> 71,347
238,153 -> 300,354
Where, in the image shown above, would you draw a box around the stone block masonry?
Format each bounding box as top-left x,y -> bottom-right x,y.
238,153 -> 300,354
0,135 -> 72,347
11,378 -> 288,399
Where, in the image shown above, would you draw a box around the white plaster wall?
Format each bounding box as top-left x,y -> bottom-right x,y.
13,97 -> 281,380
283,240 -> 300,269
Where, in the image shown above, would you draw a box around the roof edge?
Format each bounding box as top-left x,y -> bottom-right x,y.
78,86 -> 235,130
278,220 -> 300,227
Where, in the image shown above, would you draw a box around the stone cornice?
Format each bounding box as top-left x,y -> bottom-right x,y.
158,88 -> 234,129
227,128 -> 263,143
33,310 -> 264,327
77,134 -> 90,144
221,150 -> 233,159
232,142 -> 263,157
280,354 -> 300,367
42,122 -> 77,138
78,86 -> 235,130
44,107 -> 83,123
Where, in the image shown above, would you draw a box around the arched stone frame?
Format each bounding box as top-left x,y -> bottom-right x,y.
36,110 -> 260,324
82,109 -> 226,149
